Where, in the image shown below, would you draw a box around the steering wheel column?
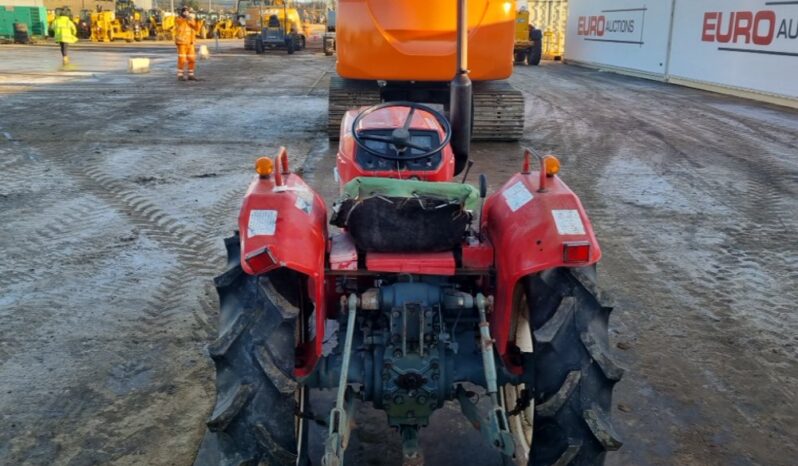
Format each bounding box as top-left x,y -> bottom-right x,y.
352,102 -> 452,162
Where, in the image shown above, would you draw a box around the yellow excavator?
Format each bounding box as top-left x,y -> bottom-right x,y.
213,18 -> 246,39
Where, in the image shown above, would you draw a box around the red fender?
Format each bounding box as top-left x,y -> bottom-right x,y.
483,170 -> 601,371
238,151 -> 328,377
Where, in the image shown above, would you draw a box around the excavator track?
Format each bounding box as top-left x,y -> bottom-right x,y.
328,76 -> 381,139
471,81 -> 525,141
328,77 -> 524,141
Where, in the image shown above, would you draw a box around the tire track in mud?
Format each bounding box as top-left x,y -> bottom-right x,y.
0,49 -> 329,466
55,95 -> 323,342
0,196 -> 117,289
135,185 -> 248,341
64,163 -> 223,339
512,64 -> 798,463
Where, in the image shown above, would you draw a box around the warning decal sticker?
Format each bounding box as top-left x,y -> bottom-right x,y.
295,194 -> 313,215
552,209 -> 586,235
248,210 -> 278,237
502,181 -> 534,212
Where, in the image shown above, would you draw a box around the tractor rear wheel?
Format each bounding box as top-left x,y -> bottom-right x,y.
505,267 -> 623,465
194,233 -> 310,466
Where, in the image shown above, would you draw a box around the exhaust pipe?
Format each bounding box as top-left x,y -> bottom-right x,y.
450,0 -> 472,175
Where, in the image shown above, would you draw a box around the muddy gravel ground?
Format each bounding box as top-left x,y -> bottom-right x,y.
0,42 -> 796,466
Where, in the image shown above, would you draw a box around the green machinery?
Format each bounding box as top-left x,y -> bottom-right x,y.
0,4 -> 47,39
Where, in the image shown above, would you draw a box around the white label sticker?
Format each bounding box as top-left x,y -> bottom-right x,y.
295,194 -> 313,215
552,210 -> 586,235
502,181 -> 534,212
248,210 -> 277,237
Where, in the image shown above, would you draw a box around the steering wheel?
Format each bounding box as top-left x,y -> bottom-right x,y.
352,101 -> 452,161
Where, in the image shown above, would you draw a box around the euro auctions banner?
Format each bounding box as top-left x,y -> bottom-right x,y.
564,0 -> 674,75
669,0 -> 798,98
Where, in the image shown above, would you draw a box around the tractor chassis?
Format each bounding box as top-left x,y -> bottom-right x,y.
305,285 -> 523,465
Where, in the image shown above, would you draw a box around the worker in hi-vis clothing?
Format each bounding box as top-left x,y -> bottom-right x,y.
175,6 -> 200,81
50,10 -> 78,66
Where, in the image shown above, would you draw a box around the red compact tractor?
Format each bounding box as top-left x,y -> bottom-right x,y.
195,1 -> 622,465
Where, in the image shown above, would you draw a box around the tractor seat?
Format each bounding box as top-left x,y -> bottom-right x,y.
330,177 -> 479,253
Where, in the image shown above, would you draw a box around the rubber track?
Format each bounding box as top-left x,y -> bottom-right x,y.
524,266 -> 623,466
472,81 -> 525,141
193,233 -> 307,466
327,76 -> 381,139
327,78 -> 524,141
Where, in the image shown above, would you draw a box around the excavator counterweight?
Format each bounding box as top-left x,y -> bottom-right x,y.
328,0 -> 525,144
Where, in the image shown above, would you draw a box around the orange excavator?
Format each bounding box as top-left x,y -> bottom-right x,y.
328,0 -> 524,148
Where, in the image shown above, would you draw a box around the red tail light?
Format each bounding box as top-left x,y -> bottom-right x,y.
245,247 -> 277,273
563,242 -> 591,263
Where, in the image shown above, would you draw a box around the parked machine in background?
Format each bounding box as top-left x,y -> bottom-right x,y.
1,4 -> 47,42
74,9 -> 91,39
147,10 -> 175,41
322,5 -> 334,56
253,1 -> 305,54
90,0 -> 145,43
238,0 -> 262,50
116,0 -> 146,41
212,17 -> 245,39
514,7 -> 542,66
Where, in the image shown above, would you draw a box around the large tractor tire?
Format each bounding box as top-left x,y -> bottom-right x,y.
244,33 -> 256,50
194,233 -> 309,466
503,267 -> 623,466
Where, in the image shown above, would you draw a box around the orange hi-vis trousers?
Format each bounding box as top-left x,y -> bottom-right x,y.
176,44 -> 196,77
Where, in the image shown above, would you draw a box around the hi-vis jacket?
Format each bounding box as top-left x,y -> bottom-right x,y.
51,15 -> 78,44
174,17 -> 198,45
